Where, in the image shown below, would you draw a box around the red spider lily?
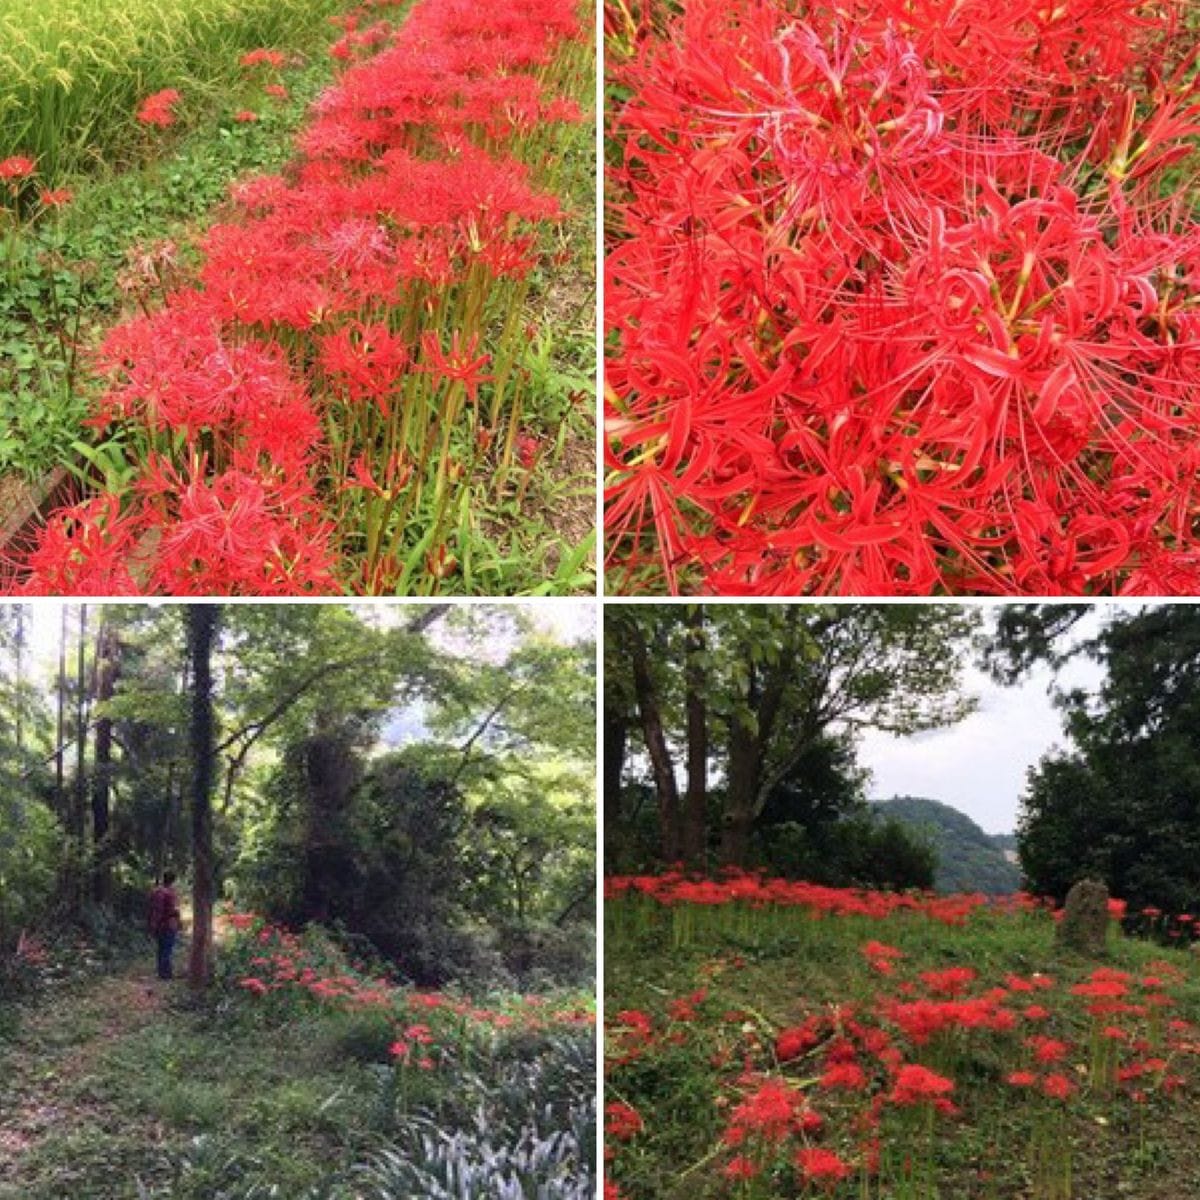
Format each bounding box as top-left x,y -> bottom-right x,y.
1041,1073 -> 1076,1101
19,495 -> 141,595
0,155 -> 35,181
605,1101 -> 644,1141
888,1064 -> 955,1106
1028,1036 -> 1070,1064
136,88 -> 182,128
320,321 -> 410,415
240,48 -> 287,69
606,872 -> 1200,1200
605,0 -> 1200,595
820,1062 -> 868,1092
723,1155 -> 757,1180
795,1146 -> 851,1184
920,967 -> 977,997
419,330 -> 493,401
724,1079 -> 806,1144
10,0 -> 584,595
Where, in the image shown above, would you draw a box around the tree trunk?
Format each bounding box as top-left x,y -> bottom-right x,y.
187,605 -> 220,992
14,606 -> 25,754
69,605 -> 88,915
91,622 -> 120,903
681,605 -> 708,867
627,623 -> 681,862
721,714 -> 760,866
720,629 -> 796,866
300,726 -> 357,924
55,607 -> 66,818
602,706 -> 628,830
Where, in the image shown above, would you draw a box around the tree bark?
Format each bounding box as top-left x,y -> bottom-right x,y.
722,712 -> 759,866
627,622 -> 681,862
602,706 -> 629,831
55,607 -> 66,818
187,605 -> 220,991
14,606 -> 25,754
681,605 -> 708,867
69,605 -> 88,914
721,616 -> 797,865
91,621 -> 120,903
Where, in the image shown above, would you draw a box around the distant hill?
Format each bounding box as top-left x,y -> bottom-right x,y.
873,796 -> 1021,895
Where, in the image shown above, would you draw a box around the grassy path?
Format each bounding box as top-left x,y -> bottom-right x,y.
0,954 -> 178,1198
0,926 -> 376,1199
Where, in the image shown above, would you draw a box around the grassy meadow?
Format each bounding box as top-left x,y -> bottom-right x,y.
605,879 -> 1200,1200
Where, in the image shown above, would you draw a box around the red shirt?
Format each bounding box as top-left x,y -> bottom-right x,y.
149,886 -> 181,935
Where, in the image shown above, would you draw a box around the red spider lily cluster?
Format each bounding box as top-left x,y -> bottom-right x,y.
0,155 -> 72,212
605,878 -> 1200,1198
604,0 -> 1200,595
12,0 -> 585,595
225,911 -> 594,1071
606,868 -> 1012,924
136,88 -> 182,129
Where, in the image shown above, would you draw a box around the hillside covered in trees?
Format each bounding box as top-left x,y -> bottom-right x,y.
0,602 -> 596,1199
873,796 -> 1020,895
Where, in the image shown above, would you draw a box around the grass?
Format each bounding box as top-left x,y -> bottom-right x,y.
443,21 -> 597,595
0,965 -> 379,1199
0,44 -> 349,485
0,0 -> 340,180
0,930 -> 595,1199
605,894 -> 1200,1200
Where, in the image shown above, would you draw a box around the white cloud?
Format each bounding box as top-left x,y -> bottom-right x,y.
860,613 -> 1106,835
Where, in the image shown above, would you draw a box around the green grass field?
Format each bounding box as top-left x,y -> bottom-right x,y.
606,895 -> 1200,1200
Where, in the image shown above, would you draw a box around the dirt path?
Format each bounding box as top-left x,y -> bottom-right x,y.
0,951 -> 178,1189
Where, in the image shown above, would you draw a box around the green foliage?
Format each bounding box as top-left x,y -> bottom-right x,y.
753,812 -> 937,892
606,602 -> 981,866
0,0 -> 340,179
1019,606 -> 1200,910
0,50 -> 340,482
877,796 -> 1021,895
355,1028 -> 595,1199
316,1009 -> 398,1068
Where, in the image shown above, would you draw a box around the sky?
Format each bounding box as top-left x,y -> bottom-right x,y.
17,599 -> 594,670
859,608 -> 1108,836
13,602 -> 595,749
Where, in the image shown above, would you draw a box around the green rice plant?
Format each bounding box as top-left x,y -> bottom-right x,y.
0,0 -> 340,179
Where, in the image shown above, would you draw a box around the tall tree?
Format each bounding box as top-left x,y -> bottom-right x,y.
55,606 -> 66,821
623,614 -> 681,861
681,605 -> 708,866
69,604 -> 88,914
187,604 -> 220,991
90,620 -> 120,902
607,605 -> 978,866
1019,606 -> 1200,910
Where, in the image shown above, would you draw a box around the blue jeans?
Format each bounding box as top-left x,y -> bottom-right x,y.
156,931 -> 177,980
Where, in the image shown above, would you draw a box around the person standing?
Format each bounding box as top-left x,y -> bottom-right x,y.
148,871 -> 182,981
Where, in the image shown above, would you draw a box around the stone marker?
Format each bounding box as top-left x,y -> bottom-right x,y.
1057,878 -> 1110,955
